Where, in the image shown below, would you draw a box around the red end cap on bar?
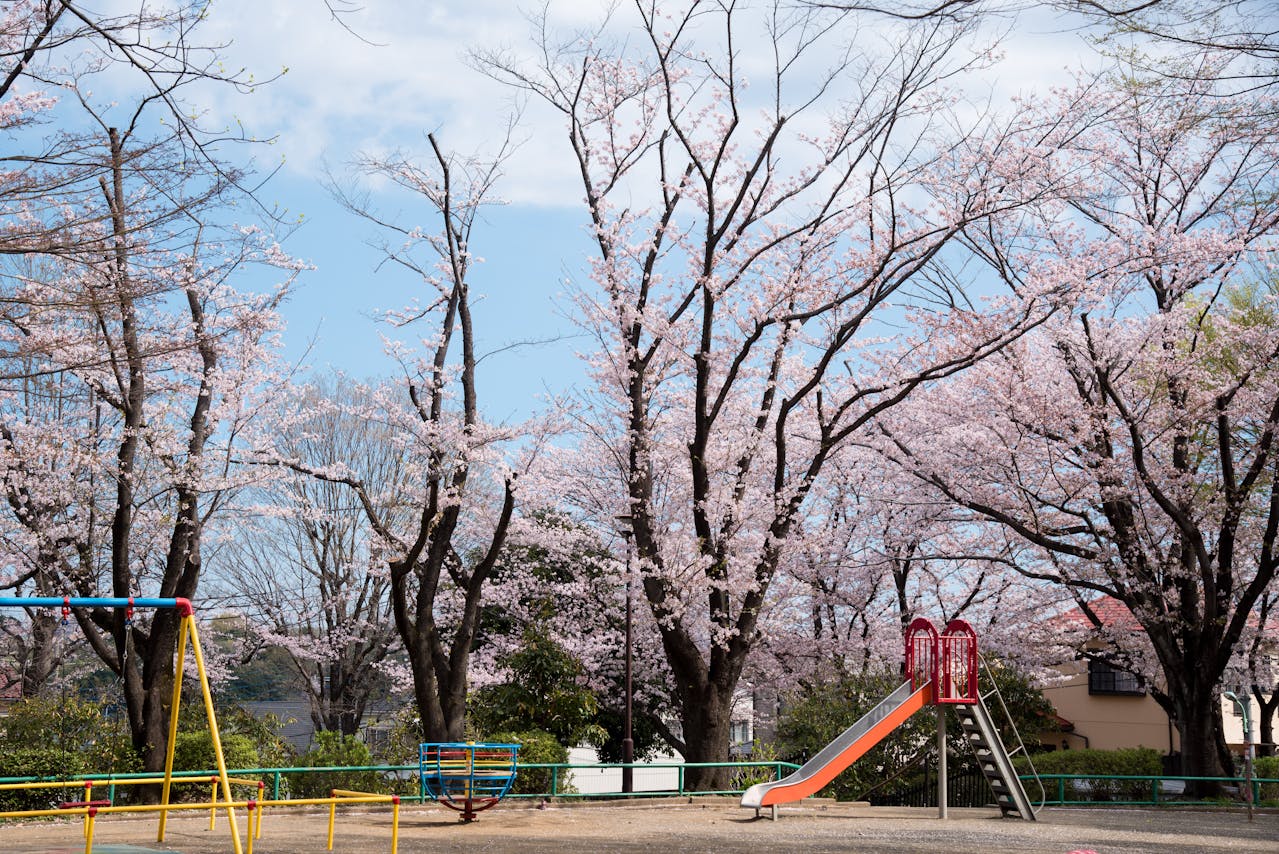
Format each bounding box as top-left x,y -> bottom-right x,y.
174,597 -> 194,616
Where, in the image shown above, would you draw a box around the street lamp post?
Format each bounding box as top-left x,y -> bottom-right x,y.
1223,690 -> 1254,822
615,515 -> 635,795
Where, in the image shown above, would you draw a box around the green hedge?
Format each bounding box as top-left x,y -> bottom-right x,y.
288,732 -> 384,799
0,747 -> 90,812
481,730 -> 574,795
1255,755 -> 1279,804
1014,747 -> 1163,802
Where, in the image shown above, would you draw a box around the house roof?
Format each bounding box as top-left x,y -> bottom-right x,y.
1055,596 -> 1144,632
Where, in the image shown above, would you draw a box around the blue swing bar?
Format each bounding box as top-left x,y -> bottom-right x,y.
0,596 -> 193,614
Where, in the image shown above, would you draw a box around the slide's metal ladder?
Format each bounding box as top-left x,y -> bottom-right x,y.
953,659 -> 1044,819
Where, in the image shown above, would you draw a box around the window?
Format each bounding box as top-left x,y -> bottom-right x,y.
1088,659 -> 1144,696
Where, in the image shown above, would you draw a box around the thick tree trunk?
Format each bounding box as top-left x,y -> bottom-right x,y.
1258,703 -> 1275,758
680,685 -> 734,791
20,610 -> 61,697
402,624 -> 466,743
1174,690 -> 1229,799
1254,684 -> 1277,758
135,611 -> 181,777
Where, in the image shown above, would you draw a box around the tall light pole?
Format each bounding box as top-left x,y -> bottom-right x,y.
615,515 -> 635,795
1223,690 -> 1255,822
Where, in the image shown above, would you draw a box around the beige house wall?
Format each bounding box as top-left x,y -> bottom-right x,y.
1037,664 -> 1179,754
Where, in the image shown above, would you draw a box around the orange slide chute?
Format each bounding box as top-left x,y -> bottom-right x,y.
741,681 -> 933,809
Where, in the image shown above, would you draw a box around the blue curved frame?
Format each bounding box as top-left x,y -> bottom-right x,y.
419,742 -> 519,819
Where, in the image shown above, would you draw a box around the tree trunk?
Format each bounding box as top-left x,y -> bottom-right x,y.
679,685 -> 734,791
1175,690 -> 1229,798
1253,683 -> 1277,758
20,610 -> 61,697
136,611 -> 181,777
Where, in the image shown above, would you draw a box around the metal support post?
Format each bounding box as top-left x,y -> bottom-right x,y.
937,705 -> 948,820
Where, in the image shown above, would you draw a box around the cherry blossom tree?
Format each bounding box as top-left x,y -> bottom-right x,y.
481,0 -> 1072,788
262,134 -> 542,742
881,65 -> 1279,789
0,190 -> 296,777
1,1 -> 275,271
218,376 -> 403,736
0,93 -> 296,784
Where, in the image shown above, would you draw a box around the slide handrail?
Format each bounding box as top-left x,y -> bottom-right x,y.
977,654 -> 1045,815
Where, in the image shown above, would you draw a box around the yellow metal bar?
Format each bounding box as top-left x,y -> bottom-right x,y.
391,797 -> 400,854
247,803 -> 257,854
209,779 -> 217,830
158,612 -> 189,843
327,800 -> 336,850
185,614 -> 244,854
0,779 -> 99,791
84,809 -> 96,854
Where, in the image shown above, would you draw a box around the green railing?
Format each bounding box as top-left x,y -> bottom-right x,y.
505,761 -> 801,798
5,765 -> 1273,808
0,760 -> 798,805
1023,773 -> 1279,807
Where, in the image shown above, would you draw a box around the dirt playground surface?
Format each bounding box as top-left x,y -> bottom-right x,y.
3,798 -> 1276,853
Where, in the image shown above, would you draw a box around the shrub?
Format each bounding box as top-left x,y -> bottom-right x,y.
0,696 -> 140,810
175,693 -> 294,770
0,747 -> 90,812
481,729 -> 574,796
1014,747 -> 1163,802
1254,755 -> 1278,804
168,731 -> 260,801
289,732 -> 382,799
730,741 -> 782,791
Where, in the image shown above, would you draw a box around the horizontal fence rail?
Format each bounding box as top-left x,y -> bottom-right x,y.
2,764 -> 1274,807
1024,773 -> 1279,808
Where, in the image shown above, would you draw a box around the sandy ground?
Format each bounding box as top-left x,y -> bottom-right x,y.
2,798 -> 1276,853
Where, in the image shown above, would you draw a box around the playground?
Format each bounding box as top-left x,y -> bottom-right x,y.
3,799 -> 1276,853
2,605 -> 1272,854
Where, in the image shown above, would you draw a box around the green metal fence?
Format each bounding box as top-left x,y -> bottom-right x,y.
0,760 -> 799,805
1024,773 -> 1279,807
3,764 -> 1275,808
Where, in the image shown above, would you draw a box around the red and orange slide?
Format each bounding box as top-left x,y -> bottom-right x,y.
740,680 -> 933,810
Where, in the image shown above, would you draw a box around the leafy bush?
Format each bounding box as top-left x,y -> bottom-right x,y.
481,729 -> 574,796
470,629 -> 607,750
289,732 -> 383,799
0,747 -> 90,811
1254,755 -> 1278,804
730,741 -> 782,791
1014,747 -> 1163,801
0,695 -> 139,811
168,731 -> 260,801
175,692 -> 294,769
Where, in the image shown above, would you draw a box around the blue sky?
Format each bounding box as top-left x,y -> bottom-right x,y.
190,1 -> 1097,419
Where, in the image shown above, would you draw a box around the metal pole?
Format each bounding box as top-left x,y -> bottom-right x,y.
1242,694 -> 1255,824
937,705 -> 948,819
1224,691 -> 1254,823
622,535 -> 635,795
615,515 -> 635,796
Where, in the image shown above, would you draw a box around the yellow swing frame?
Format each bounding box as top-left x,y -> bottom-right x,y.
0,596 -> 243,854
